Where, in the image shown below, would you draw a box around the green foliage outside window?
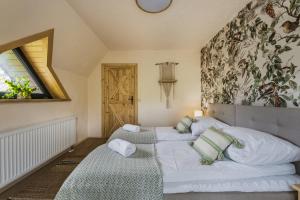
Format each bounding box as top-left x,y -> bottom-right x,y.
0,77 -> 37,99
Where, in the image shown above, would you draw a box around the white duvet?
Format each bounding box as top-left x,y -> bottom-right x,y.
155,127 -> 197,141
164,175 -> 300,193
156,141 -> 296,183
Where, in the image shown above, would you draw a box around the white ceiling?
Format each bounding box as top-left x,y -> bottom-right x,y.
67,0 -> 250,51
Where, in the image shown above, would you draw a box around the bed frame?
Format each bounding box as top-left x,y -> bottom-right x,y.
165,104 -> 299,200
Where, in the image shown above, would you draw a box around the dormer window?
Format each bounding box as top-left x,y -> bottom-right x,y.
0,29 -> 70,102
0,49 -> 52,99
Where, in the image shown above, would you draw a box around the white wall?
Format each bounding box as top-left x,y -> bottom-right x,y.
0,68 -> 88,143
88,50 -> 201,138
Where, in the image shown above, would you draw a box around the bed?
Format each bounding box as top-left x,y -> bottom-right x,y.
163,104 -> 300,200
107,125 -> 197,143
159,141 -> 300,197
155,127 -> 197,141
55,104 -> 300,200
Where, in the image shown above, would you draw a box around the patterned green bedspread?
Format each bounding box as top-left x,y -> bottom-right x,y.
55,144 -> 163,200
108,127 -> 156,144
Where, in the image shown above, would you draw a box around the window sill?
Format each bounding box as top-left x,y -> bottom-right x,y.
0,98 -> 71,103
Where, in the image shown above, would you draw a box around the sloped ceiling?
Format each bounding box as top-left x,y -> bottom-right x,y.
0,0 -> 108,76
0,0 -> 251,75
67,0 -> 250,50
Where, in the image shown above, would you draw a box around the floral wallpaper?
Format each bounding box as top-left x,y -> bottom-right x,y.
201,0 -> 300,107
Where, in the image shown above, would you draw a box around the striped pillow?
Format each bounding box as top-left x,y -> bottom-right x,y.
175,116 -> 193,133
192,127 -> 243,165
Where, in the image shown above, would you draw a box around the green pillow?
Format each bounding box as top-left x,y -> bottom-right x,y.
175,116 -> 193,133
192,127 -> 244,165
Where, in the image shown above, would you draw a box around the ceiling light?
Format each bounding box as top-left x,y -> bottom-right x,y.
136,0 -> 173,13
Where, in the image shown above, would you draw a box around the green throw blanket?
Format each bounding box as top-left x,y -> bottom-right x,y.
55,144 -> 163,200
108,127 -> 156,144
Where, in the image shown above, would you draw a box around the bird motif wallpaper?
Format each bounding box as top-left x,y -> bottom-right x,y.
201,0 -> 300,107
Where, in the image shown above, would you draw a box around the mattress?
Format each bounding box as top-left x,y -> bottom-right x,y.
155,127 -> 197,141
156,141 -> 300,193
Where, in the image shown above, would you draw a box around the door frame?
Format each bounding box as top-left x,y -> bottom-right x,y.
101,63 -> 138,138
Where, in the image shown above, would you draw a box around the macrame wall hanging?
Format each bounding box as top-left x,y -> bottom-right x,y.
156,62 -> 178,108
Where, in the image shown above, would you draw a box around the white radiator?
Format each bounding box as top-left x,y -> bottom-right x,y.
0,116 -> 76,189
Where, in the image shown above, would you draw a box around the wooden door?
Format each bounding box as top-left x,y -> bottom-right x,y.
102,64 -> 138,138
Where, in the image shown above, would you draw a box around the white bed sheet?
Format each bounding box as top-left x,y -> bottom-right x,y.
156,141 -> 298,192
155,127 -> 197,141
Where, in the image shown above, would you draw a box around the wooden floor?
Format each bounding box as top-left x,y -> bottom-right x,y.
0,138 -> 107,200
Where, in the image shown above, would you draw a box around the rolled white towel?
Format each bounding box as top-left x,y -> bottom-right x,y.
108,139 -> 136,157
123,124 -> 141,133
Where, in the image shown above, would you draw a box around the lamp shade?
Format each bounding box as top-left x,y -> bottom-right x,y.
194,110 -> 203,118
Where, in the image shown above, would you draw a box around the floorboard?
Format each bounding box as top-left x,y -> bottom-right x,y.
0,138 -> 106,200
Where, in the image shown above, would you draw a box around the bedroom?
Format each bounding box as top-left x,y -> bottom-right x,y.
0,0 -> 300,199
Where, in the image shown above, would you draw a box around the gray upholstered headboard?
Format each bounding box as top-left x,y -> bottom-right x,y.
235,105 -> 300,147
208,104 -> 300,173
207,104 -> 235,126
208,104 -> 300,146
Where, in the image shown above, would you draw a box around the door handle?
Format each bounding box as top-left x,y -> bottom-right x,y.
128,96 -> 134,104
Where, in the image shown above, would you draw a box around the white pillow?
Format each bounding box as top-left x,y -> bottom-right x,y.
224,127 -> 300,165
191,117 -> 230,136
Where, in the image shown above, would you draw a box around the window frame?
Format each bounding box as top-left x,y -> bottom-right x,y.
9,48 -> 52,99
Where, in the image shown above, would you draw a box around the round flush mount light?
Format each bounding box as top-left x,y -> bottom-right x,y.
136,0 -> 173,13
